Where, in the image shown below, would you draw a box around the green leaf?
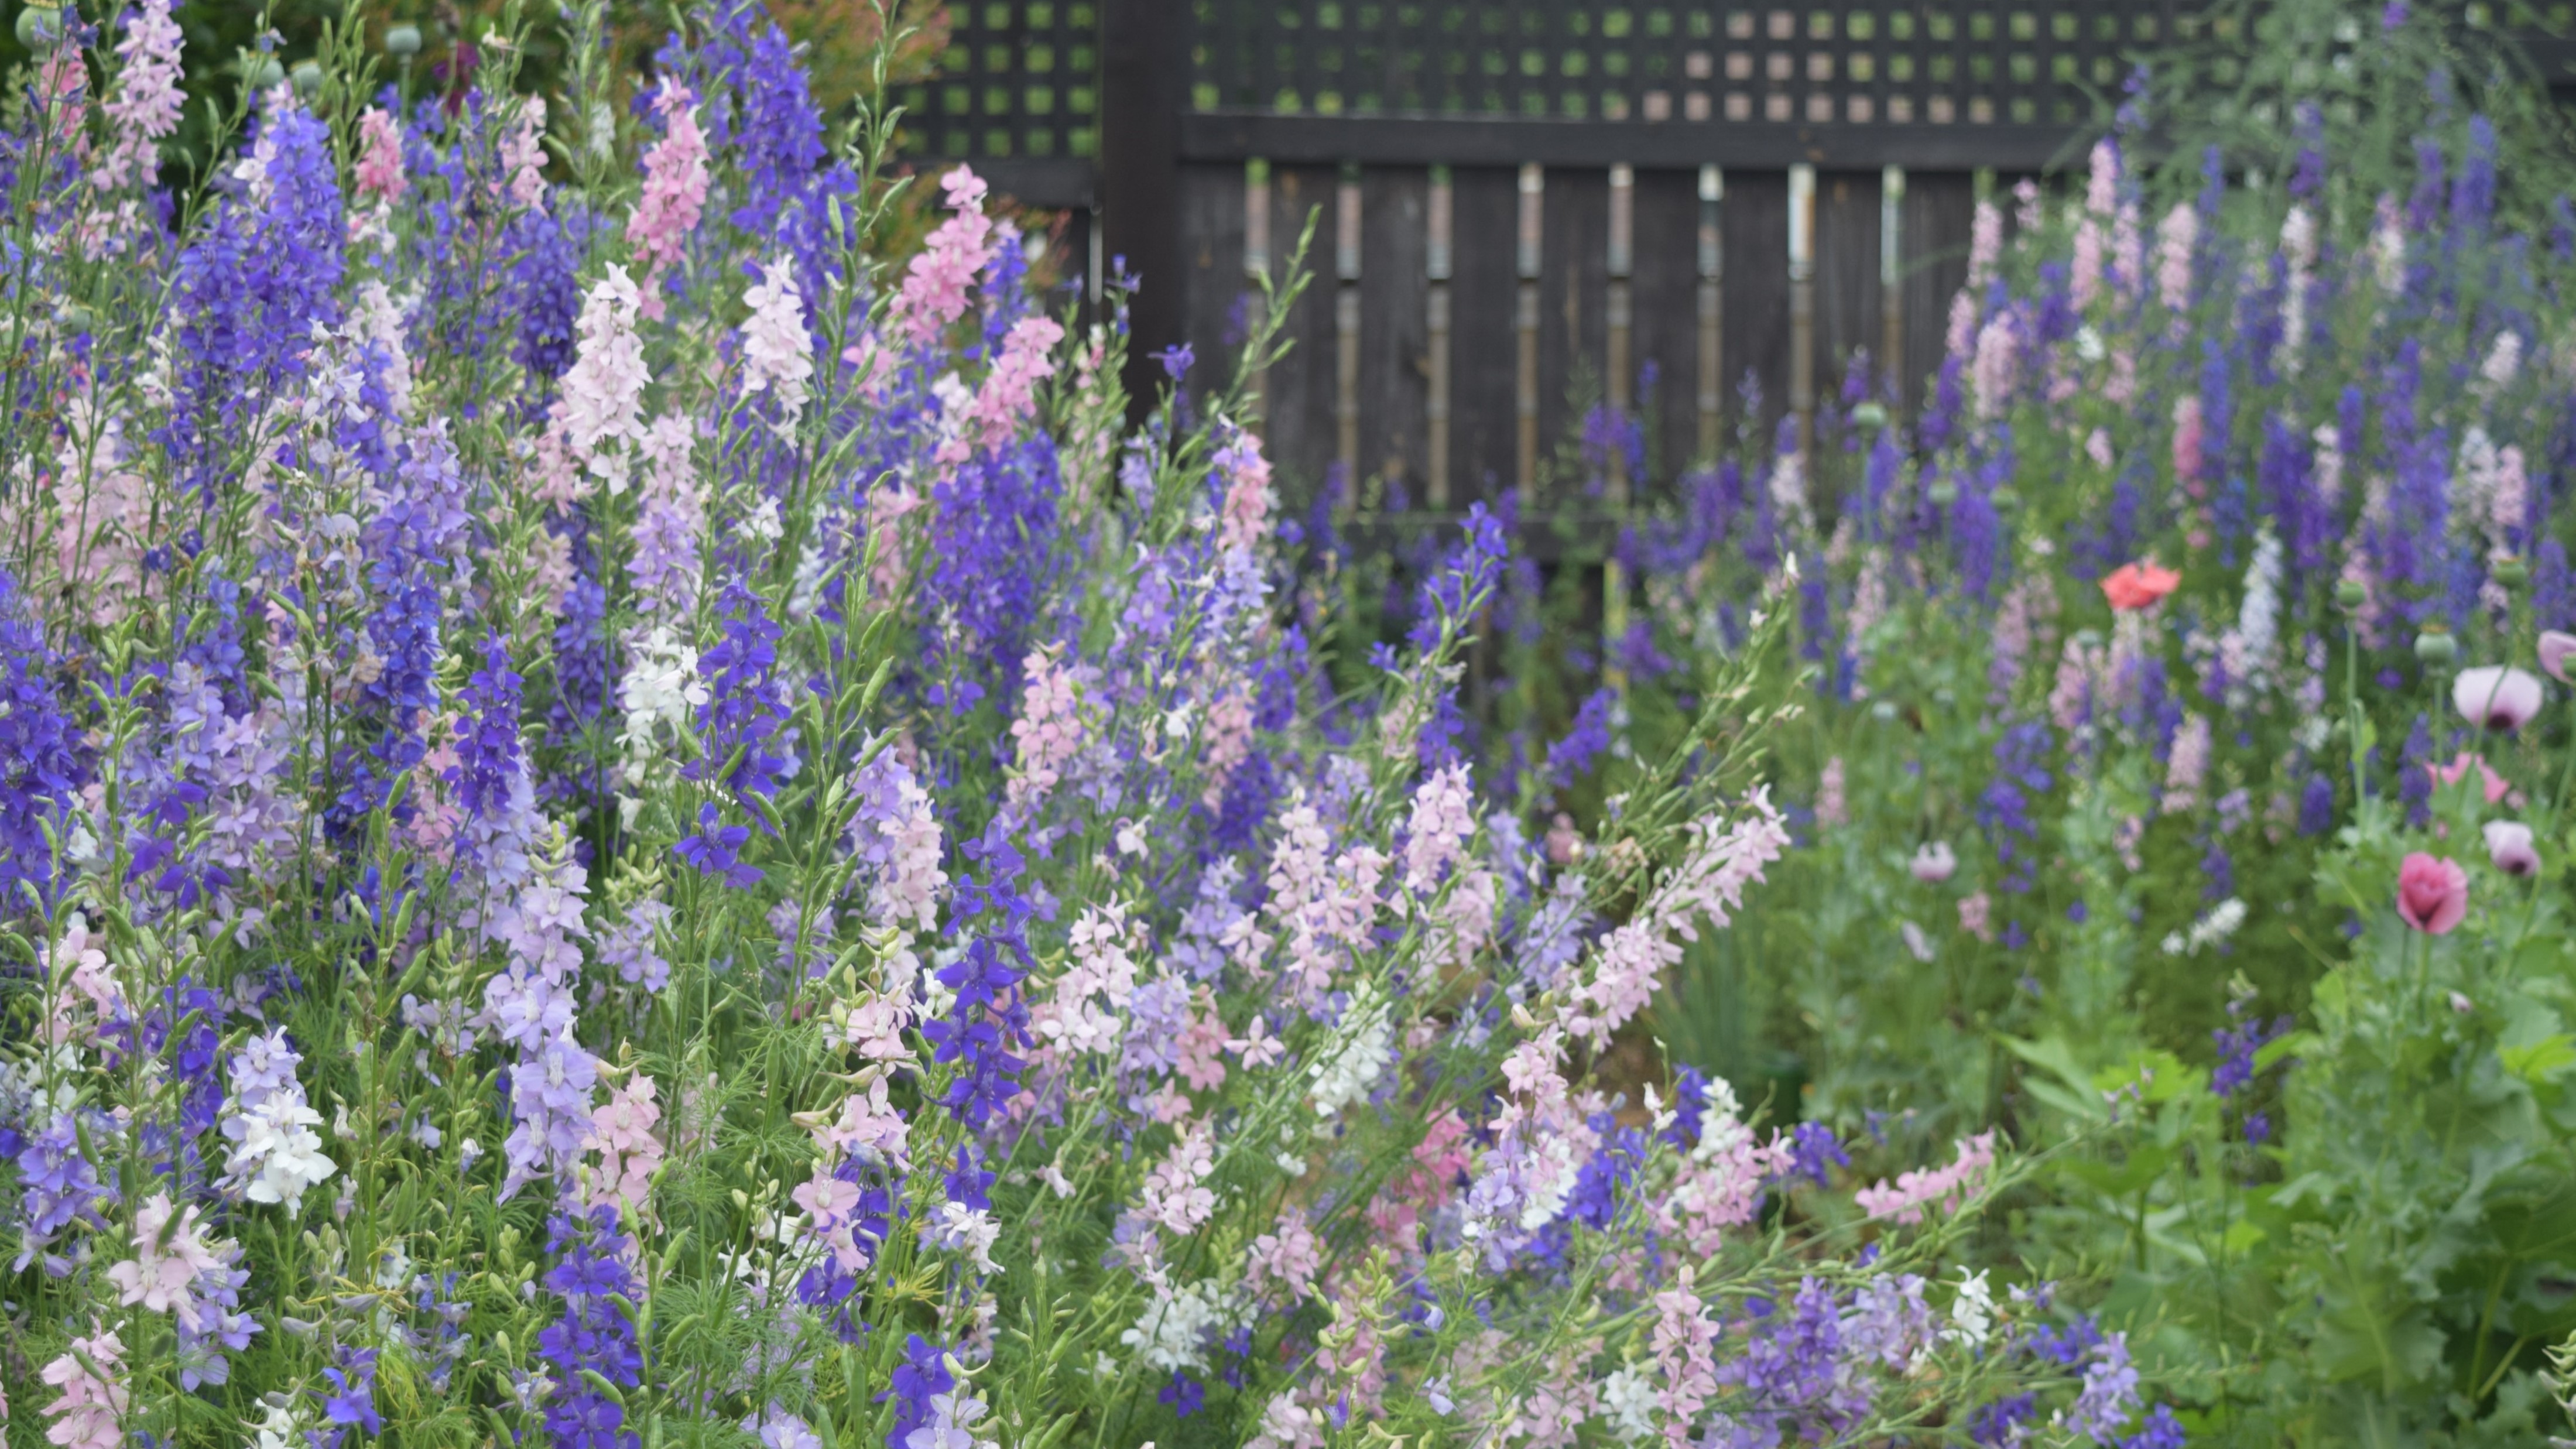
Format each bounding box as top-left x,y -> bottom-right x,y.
2500,1034 -> 2576,1086
2000,1034 -> 2109,1122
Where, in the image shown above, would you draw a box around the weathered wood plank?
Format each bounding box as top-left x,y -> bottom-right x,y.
1177,163 -> 1247,419
1357,169 -> 1431,509
1447,166 -> 1522,505
1814,169 -> 1885,419
1538,166 -> 1609,502
1901,171 -> 1977,415
1630,167 -> 1703,493
1721,170 -> 1791,452
1264,165 -> 1346,510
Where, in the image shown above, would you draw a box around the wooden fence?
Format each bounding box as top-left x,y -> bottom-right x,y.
900,1 -> 2576,512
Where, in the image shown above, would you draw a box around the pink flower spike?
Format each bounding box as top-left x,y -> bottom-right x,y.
2541,630 -> 2576,684
2396,852 -> 2469,934
2452,665 -> 2544,732
2485,820 -> 2540,878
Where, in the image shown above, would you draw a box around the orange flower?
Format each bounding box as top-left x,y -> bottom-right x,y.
2099,560 -> 2181,611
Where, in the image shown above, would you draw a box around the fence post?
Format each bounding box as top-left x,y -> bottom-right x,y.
1100,0 -> 1186,419
1697,165 -> 1724,461
1787,162 -> 1816,460
1881,165 -> 1905,410
1605,163 -> 1635,693
1516,163 -> 1544,496
1427,165 -> 1454,509
1336,164 -> 1364,501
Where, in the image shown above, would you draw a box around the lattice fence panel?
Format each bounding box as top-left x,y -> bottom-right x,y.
896,1 -> 1102,165
1186,4 -> 2197,133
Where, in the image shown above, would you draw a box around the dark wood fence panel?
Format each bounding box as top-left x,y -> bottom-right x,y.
1814,170 -> 1886,408
1447,167 -> 1526,506
1538,167 -> 1612,491
1900,170 -> 1976,416
1261,166 -> 1346,500
1358,170 -> 1433,508
1632,169 -> 1706,487
1719,170 -> 1791,452
1176,161 -> 1246,413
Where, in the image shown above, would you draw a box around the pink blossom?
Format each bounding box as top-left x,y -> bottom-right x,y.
2156,201 -> 2198,311
585,1075 -> 664,1218
354,105 -> 406,201
2162,713 -> 2211,813
1030,905 -> 1139,1057
2484,820 -> 2540,878
2427,751 -> 2510,806
94,0 -> 184,194
2112,199 -> 2145,298
1815,757 -> 1848,827
1650,1282 -> 1721,1444
560,267 -> 650,486
1910,841 -> 1957,883
884,166 -> 997,351
1854,1132 -> 1997,1224
2493,444 -> 2529,548
2085,139 -> 2120,215
1560,793 -> 1789,1049
2072,217 -> 2105,309
1215,426 -> 1277,554
1945,288 -> 1979,362
2171,394 -> 2204,491
498,97 -> 547,209
1970,314 -> 2018,420
802,1073 -> 911,1169
1007,645 -> 1092,809
2452,666 -> 2544,732
1198,687 -> 1255,809
628,85 -> 710,317
954,314 -> 1064,460
2540,630 -> 2576,683
104,1193 -> 221,1326
2397,852 -> 2469,934
1957,891 -> 1993,942
738,256 -> 814,422
1402,762 -> 1477,893
1967,199 -> 2002,287
1248,1208 -> 1323,1301
39,1328 -> 127,1449
1141,1126 -> 1218,1235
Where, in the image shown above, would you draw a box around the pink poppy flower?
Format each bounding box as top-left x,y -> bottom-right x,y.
2426,752 -> 2510,806
2484,820 -> 2540,878
2452,666 -> 2544,732
2541,630 -> 2576,684
1910,842 -> 1958,883
2396,852 -> 2469,934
